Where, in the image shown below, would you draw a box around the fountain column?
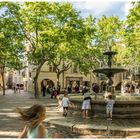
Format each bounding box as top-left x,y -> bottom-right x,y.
103,51 -> 117,93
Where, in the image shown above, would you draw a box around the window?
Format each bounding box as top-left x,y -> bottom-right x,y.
73,65 -> 78,73
49,66 -> 56,72
22,71 -> 25,77
29,72 -> 31,77
49,66 -> 52,72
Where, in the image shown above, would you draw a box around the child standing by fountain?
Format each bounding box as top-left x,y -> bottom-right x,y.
105,94 -> 115,120
61,92 -> 71,117
82,88 -> 92,119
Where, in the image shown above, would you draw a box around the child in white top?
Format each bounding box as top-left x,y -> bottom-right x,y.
105,94 -> 115,120
61,92 -> 71,117
82,88 -> 91,119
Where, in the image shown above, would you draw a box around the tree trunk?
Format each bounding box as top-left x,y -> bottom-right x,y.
18,70 -> 20,93
62,59 -> 64,88
34,64 -> 43,98
62,71 -> 64,88
34,75 -> 39,98
1,66 -> 5,95
56,73 -> 60,88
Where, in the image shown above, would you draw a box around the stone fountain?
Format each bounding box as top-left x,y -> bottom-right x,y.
91,48 -> 140,118
68,47 -> 140,118
93,49 -> 127,94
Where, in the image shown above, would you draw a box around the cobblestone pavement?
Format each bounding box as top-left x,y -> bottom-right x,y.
0,90 -> 82,138
1,90 -> 140,138
0,90 -> 103,138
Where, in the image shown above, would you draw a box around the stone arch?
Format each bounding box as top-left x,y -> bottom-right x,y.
41,79 -> 54,88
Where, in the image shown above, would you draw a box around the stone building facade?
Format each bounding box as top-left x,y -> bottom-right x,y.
27,61 -> 125,94
29,62 -> 97,93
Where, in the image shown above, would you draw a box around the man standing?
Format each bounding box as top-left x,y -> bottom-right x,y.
41,80 -> 47,96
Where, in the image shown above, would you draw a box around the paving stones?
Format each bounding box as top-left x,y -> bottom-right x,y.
0,90 -> 79,138
0,90 -> 140,138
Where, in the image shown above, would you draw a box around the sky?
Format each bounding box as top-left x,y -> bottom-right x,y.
0,0 -> 136,20
46,0 -> 134,20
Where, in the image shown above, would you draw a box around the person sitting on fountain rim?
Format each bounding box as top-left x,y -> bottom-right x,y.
105,94 -> 115,120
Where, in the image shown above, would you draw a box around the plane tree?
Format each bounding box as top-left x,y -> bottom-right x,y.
124,2 -> 140,75
70,15 -> 99,75
1,2 -> 98,97
0,5 -> 25,95
93,15 -> 124,67
75,15 -> 124,76
48,14 -> 97,87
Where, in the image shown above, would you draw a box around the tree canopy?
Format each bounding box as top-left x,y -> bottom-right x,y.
123,2 -> 140,74
0,1 -> 140,96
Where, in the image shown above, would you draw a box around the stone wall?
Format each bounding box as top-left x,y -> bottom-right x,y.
70,99 -> 140,118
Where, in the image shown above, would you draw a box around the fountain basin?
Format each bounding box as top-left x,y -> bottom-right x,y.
68,94 -> 140,118
93,67 -> 127,77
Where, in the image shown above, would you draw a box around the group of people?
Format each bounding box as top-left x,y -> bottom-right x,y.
60,88 -> 115,120
67,83 -> 100,94
57,89 -> 92,118
67,84 -> 80,93
81,88 -> 115,120
17,90 -> 115,138
67,84 -> 88,94
41,80 -> 60,98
